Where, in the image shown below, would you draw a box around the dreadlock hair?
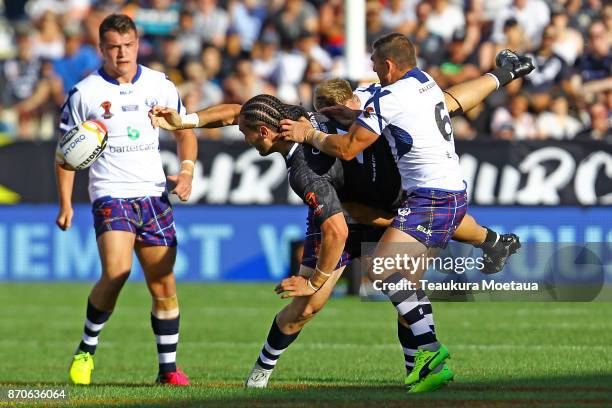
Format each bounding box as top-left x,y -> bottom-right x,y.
240,94 -> 308,132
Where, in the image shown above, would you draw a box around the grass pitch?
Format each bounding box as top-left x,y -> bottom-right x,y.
1,283 -> 611,407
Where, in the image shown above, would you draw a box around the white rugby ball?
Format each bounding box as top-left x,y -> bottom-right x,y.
56,120 -> 108,170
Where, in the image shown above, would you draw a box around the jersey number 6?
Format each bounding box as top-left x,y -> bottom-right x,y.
434,102 -> 453,141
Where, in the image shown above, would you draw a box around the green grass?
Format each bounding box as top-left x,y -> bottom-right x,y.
1,283 -> 611,407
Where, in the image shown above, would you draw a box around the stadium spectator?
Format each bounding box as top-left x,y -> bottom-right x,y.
410,0 -> 445,68
224,57 -> 274,104
252,30 -> 281,81
492,93 -> 538,140
577,102 -> 612,142
480,17 -> 530,73
430,29 -> 480,88
491,0 -> 550,49
31,10 -> 64,60
381,0 -> 418,35
537,93 -> 584,139
550,2 -> 584,65
194,0 -> 229,49
0,24 -> 45,139
425,0 -> 465,44
522,25 -> 573,113
135,0 -> 180,37
574,20 -> 612,101
271,0 -> 318,50
200,45 -> 222,85
366,0 -> 392,47
159,34 -> 185,85
52,23 -> 101,94
228,0 -> 266,52
175,9 -> 202,58
318,0 -> 344,57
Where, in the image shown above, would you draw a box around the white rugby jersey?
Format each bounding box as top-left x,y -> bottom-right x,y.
59,65 -> 185,201
355,68 -> 464,193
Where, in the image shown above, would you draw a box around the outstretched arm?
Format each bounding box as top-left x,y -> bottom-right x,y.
444,49 -> 535,116
150,103 -> 242,130
280,116 -> 379,161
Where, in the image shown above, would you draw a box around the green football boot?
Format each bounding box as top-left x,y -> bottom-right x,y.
69,352 -> 94,385
405,344 -> 450,386
408,364 -> 454,393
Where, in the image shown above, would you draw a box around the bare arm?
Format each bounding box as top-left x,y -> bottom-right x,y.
275,212 -> 349,298
149,103 -> 241,130
168,128 -> 198,201
280,117 -> 379,161
55,164 -> 76,230
195,103 -> 242,127
443,74 -> 498,116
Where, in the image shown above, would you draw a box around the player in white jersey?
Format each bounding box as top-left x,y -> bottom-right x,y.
55,14 -> 196,386
280,33 -> 534,392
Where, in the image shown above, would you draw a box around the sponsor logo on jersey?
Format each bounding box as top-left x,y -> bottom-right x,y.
305,191 -> 324,216
120,89 -> 133,95
108,142 -> 156,153
127,126 -> 141,140
121,105 -> 139,112
145,97 -> 158,108
100,101 -> 113,119
363,106 -> 374,118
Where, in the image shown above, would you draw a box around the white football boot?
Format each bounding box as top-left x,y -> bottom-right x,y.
245,364 -> 273,388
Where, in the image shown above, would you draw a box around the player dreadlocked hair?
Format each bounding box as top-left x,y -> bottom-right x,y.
240,94 -> 308,132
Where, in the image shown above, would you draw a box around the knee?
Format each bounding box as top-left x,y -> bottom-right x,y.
99,272 -> 130,291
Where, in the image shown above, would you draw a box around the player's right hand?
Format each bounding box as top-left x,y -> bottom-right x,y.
56,206 -> 74,230
495,49 -> 535,80
149,106 -> 183,130
279,117 -> 314,143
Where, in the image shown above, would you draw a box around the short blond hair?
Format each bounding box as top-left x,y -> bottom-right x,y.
313,78 -> 353,111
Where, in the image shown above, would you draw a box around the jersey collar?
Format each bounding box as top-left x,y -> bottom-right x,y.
400,67 -> 429,84
98,64 -> 143,85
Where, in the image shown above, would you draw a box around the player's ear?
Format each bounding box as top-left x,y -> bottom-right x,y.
259,125 -> 269,139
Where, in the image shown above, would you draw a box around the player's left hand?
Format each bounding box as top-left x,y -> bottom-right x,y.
167,173 -> 192,201
279,117 -> 314,143
275,275 -> 316,298
495,49 -> 535,80
319,104 -> 361,127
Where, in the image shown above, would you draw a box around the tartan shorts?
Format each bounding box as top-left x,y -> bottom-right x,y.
91,195 -> 177,247
301,208 -> 385,270
391,188 -> 468,248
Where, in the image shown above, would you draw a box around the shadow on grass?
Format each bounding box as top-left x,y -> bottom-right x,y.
3,374 -> 612,407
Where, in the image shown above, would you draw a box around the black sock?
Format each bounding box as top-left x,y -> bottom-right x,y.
256,317 -> 300,370
477,227 -> 500,249
77,299 -> 112,355
151,314 -> 180,374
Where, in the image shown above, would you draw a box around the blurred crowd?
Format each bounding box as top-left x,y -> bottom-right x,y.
0,0 -> 609,142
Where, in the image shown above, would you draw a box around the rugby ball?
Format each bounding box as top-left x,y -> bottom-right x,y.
56,120 -> 108,170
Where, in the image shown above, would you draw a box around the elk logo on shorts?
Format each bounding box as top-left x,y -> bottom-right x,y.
305,192 -> 324,216
100,101 -> 113,119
